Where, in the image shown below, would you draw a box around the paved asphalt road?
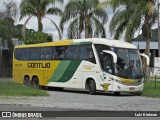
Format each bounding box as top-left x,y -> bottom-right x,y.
1,88 -> 160,111
0,89 -> 160,119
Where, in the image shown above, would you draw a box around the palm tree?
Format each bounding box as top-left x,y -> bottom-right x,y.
99,0 -> 157,57
20,0 -> 63,39
60,0 -> 108,39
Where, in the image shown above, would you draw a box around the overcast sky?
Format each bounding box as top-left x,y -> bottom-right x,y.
0,0 -> 115,41
0,0 -> 158,41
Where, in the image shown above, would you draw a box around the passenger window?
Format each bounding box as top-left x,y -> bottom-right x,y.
66,46 -> 79,60
79,45 -> 96,63
53,46 -> 67,60
14,48 -> 21,60
29,48 -> 40,60
52,47 -> 59,60
40,47 -> 52,60
21,48 -> 29,60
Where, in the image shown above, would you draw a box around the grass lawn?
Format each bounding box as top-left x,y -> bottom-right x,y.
141,81 -> 160,98
0,79 -> 49,96
0,79 -> 160,98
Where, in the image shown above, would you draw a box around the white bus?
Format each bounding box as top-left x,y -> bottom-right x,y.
13,38 -> 149,95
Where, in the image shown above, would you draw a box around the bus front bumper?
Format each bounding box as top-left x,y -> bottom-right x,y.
113,82 -> 144,92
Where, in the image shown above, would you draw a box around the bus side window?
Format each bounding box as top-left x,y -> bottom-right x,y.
46,50 -> 51,59
52,47 -> 59,60
59,46 -> 67,60
40,50 -> 45,59
21,48 -> 29,60
14,48 -> 21,60
66,46 -> 79,60
79,45 -> 96,63
30,48 -> 40,60
59,50 -> 65,60
40,47 -> 52,60
73,46 -> 79,60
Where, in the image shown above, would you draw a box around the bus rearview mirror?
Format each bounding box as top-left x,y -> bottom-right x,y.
103,50 -> 117,64
140,53 -> 150,66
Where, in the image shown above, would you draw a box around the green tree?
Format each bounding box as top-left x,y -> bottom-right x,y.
99,0 -> 157,56
60,0 -> 108,39
12,24 -> 35,39
22,31 -> 52,44
0,1 -> 18,53
0,17 -> 15,52
20,0 -> 63,39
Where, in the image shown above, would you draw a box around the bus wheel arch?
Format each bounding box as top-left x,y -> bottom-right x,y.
31,75 -> 40,89
85,78 -> 97,95
24,75 -> 31,87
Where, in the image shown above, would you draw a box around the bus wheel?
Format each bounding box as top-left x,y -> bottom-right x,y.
114,92 -> 120,95
88,80 -> 96,95
24,77 -> 31,87
32,77 -> 39,89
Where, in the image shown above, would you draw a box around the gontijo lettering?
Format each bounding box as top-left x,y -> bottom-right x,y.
27,63 -> 50,68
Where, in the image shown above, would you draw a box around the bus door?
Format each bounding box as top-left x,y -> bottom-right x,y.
100,52 -> 115,91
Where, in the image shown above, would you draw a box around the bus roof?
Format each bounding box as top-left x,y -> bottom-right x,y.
74,38 -> 137,49
15,38 -> 137,49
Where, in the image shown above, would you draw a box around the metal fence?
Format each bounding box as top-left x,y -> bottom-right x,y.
149,67 -> 160,80
0,68 -> 12,78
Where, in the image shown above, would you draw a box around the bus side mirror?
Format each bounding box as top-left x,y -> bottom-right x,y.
103,50 -> 117,64
140,53 -> 150,66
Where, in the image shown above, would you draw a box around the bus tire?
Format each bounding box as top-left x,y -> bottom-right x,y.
32,77 -> 39,89
88,80 -> 96,95
24,77 -> 31,87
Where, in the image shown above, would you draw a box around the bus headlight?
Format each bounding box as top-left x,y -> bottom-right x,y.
110,77 -> 122,84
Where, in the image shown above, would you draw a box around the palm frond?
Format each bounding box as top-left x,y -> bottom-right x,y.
47,7 -> 63,16
92,16 -> 106,38
20,0 -> 63,32
113,21 -> 127,40
20,1 -> 36,20
92,8 -> 108,24
67,17 -> 80,39
60,0 -> 108,39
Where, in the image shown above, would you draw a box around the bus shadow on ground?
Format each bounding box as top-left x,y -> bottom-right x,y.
43,87 -> 134,97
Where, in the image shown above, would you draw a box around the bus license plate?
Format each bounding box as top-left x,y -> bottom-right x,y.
129,87 -> 135,90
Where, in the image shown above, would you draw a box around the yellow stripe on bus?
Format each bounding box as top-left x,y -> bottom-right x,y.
15,40 -> 74,48
119,78 -> 136,84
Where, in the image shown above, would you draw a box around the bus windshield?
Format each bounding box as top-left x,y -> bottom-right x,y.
113,48 -> 143,79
